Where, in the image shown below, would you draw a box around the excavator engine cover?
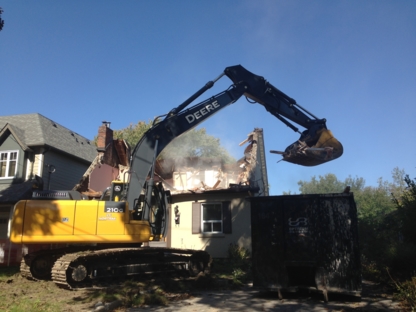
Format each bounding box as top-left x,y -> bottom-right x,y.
282,129 -> 343,166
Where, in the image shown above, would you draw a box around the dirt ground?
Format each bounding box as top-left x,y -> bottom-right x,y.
0,271 -> 405,312
0,273 -> 97,311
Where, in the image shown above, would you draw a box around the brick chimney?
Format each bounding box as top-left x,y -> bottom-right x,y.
97,121 -> 113,152
97,121 -> 117,166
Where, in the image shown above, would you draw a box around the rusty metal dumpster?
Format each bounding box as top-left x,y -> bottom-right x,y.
249,193 -> 361,300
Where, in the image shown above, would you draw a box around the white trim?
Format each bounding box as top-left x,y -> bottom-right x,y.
0,150 -> 19,179
201,202 -> 223,234
25,158 -> 32,180
38,153 -> 44,177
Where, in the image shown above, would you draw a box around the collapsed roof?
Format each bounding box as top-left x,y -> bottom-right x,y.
74,123 -> 269,197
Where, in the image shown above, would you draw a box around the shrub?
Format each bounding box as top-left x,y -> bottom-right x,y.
227,243 -> 251,284
228,243 -> 250,264
390,274 -> 416,311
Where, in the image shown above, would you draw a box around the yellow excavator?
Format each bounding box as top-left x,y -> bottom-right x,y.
8,65 -> 343,288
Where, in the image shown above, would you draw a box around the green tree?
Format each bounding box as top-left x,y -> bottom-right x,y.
394,174 -> 416,245
296,173 -> 362,194
293,170 -> 403,221
354,178 -> 396,224
0,8 -> 4,31
112,120 -> 154,147
292,170 -> 409,270
390,167 -> 407,201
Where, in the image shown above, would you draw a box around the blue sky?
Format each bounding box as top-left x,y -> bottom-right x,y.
1,1 -> 415,195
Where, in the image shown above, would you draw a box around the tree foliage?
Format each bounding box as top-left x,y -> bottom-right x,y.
0,8 -> 4,31
291,168 -> 416,272
112,120 -> 153,147
394,174 -> 416,245
294,169 -> 405,225
112,120 -> 235,163
296,173 -> 358,194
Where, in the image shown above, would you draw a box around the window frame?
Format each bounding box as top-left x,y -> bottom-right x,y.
192,201 -> 231,235
201,202 -> 223,234
0,150 -> 18,179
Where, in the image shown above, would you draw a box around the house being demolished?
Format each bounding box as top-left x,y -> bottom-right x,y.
74,122 -> 269,198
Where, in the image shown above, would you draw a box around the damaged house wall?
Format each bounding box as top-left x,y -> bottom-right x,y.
237,128 -> 269,196
161,128 -> 269,257
73,122 -> 131,197
156,128 -> 269,196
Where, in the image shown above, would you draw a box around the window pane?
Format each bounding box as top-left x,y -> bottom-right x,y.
212,222 -> 222,232
203,223 -> 211,232
203,204 -> 221,220
0,153 -> 6,161
0,162 -> 6,177
8,160 -> 16,177
202,203 -> 223,233
10,152 -> 17,160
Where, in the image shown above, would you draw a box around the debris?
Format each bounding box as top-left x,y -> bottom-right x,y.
270,129 -> 343,166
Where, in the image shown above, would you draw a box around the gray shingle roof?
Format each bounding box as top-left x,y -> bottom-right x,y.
0,113 -> 97,162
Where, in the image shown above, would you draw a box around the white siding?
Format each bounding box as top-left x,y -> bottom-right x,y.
33,153 -> 43,177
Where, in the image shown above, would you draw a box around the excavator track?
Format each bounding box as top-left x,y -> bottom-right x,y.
20,248 -> 65,280
20,257 -> 33,280
20,246 -> 101,281
22,247 -> 211,289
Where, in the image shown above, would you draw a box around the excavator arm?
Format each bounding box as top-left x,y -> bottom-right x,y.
224,65 -> 343,166
126,65 -> 343,229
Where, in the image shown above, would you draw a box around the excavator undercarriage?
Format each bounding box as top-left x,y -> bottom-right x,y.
20,246 -> 211,289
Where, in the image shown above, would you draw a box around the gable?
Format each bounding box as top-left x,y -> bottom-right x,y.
0,124 -> 30,151
0,114 -> 96,162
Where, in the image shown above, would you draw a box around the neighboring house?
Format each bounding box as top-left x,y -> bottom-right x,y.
75,123 -> 269,258
0,113 -> 97,265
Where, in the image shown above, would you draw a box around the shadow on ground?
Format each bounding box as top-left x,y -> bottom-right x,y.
129,280 -> 401,312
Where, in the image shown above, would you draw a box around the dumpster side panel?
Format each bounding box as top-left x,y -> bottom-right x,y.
251,197 -> 287,289
315,196 -> 361,293
250,193 -> 361,295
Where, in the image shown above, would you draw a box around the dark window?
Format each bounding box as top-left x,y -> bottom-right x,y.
192,201 -> 231,234
202,203 -> 222,233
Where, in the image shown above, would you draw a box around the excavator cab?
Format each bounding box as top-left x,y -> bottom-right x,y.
101,180 -> 169,238
109,181 -> 126,201
100,181 -> 127,201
